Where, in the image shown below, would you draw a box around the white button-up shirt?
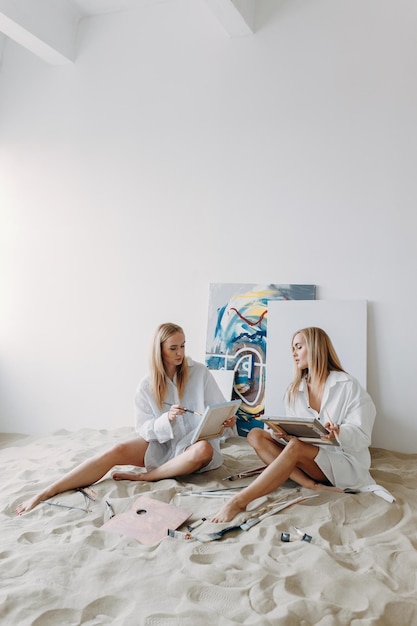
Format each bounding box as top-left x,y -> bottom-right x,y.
134,358 -> 226,472
284,370 -> 376,490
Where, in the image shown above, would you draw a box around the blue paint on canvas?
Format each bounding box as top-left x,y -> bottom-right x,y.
205,283 -> 316,436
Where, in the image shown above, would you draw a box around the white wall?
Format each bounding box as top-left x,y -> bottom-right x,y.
0,0 -> 415,452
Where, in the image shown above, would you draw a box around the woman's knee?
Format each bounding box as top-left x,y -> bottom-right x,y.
110,441 -> 131,457
283,437 -> 305,459
106,440 -> 142,464
247,427 -> 268,448
190,440 -> 213,464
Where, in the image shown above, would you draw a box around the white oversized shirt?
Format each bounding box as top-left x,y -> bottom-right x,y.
284,371 -> 393,498
134,358 -> 226,472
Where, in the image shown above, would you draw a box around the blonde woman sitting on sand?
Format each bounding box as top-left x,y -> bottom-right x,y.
212,326 -> 380,523
16,322 -> 236,515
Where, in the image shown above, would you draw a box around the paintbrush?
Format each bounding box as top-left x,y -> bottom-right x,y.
197,524 -> 242,542
105,499 -> 115,519
181,486 -> 243,498
325,409 -> 340,444
163,402 -> 202,416
196,494 -> 318,542
223,465 -> 267,481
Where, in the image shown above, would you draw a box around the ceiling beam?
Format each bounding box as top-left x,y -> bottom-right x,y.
202,0 -> 255,37
0,0 -> 79,65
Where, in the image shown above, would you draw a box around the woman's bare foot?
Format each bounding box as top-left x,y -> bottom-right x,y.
313,483 -> 344,493
112,471 -> 150,481
211,497 -> 247,523
16,494 -> 43,515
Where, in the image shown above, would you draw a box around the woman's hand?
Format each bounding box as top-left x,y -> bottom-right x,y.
168,405 -> 185,423
223,415 -> 237,429
324,422 -> 340,440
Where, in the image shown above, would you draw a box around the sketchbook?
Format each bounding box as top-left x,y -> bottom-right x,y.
260,416 -> 340,446
190,400 -> 241,444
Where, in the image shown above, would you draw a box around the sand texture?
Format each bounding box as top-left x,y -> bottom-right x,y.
1,428 -> 417,625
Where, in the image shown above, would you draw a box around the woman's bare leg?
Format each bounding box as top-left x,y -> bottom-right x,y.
113,440 -> 214,482
15,437 -> 149,515
211,437 -> 331,523
248,428 -> 324,490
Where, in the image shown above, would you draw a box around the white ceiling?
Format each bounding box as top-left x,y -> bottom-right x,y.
70,0 -> 175,17
0,0 -> 256,67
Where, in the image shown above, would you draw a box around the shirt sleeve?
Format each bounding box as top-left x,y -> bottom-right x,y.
134,379 -> 174,443
336,381 -> 375,450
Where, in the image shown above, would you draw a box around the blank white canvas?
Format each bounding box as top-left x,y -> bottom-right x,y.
265,300 -> 367,415
209,369 -> 235,401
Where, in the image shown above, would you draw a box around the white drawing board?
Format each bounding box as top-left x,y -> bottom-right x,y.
264,300 -> 367,416
190,400 -> 241,443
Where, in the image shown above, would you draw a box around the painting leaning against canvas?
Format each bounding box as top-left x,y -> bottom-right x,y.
204,283 -> 316,435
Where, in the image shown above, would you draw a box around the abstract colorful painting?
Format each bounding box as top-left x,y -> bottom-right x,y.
205,283 -> 316,436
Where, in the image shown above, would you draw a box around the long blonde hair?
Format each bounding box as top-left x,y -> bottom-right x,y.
150,322 -> 189,408
288,327 -> 345,404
